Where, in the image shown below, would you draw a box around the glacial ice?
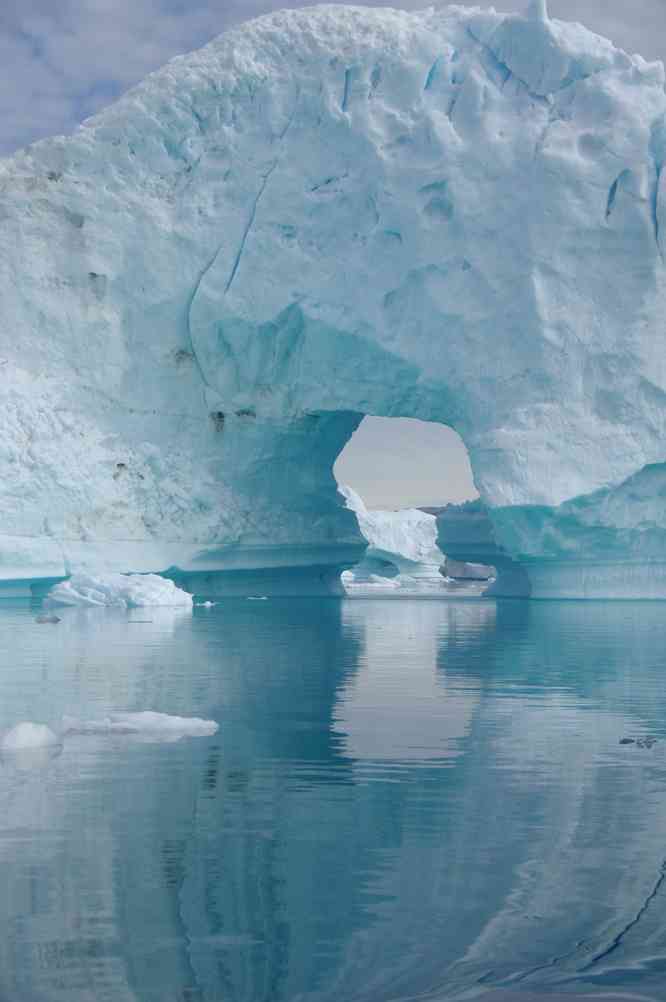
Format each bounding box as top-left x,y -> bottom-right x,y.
339,485 -> 447,593
435,501 -> 530,598
61,712 -> 218,741
340,486 -> 495,595
2,714 -> 218,757
340,486 -> 442,571
45,573 -> 193,608
1,723 -> 61,751
1,2 -> 666,597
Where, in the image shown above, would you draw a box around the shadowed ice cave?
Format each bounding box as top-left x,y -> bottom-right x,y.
1,1 -> 666,597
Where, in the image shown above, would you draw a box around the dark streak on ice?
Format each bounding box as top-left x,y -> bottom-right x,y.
342,68 -> 352,112
424,58 -> 440,91
652,164 -> 662,254
605,175 -> 620,220
224,91 -> 299,295
224,160 -> 278,295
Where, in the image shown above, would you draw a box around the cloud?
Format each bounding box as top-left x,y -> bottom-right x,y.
0,0 -> 269,154
1,0 -> 664,156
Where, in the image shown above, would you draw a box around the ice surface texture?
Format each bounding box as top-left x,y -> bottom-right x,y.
45,573 -> 193,608
1,3 -> 666,596
340,486 -> 443,573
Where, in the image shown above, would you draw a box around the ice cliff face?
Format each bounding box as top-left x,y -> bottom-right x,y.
1,2 -> 666,595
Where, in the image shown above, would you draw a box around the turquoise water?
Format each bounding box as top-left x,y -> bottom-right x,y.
1,598 -> 666,1001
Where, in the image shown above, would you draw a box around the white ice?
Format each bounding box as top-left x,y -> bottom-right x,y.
62,711 -> 218,741
45,573 -> 193,609
1,723 -> 61,751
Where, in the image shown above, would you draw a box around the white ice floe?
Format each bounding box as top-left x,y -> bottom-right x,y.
1,722 -> 61,751
62,711 -> 218,742
45,573 -> 193,609
0,712 -> 216,768
196,601 -> 217,608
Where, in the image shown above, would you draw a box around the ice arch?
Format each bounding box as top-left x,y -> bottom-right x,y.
1,3 -> 666,597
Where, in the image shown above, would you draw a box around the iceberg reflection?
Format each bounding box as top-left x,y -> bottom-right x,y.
0,601 -> 664,999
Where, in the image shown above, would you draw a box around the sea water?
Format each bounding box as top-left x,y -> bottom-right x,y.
0,597 -> 665,1001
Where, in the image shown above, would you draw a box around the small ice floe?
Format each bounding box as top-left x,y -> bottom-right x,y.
1,723 -> 63,771
196,601 -> 217,608
2,722 -> 61,751
44,573 -> 193,609
1,712 -> 216,768
35,615 -> 61,624
62,711 -> 219,743
247,596 -> 268,601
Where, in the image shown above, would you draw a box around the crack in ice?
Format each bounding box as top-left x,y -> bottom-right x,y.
224,159 -> 278,295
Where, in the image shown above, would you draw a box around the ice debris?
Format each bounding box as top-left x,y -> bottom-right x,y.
45,573 -> 193,609
1,723 -> 61,751
1,713 -> 218,762
62,712 -> 218,741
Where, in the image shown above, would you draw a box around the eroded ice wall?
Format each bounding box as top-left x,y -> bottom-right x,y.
1,2 -> 666,594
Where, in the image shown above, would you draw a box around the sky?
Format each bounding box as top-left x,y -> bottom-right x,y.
2,0 -> 665,506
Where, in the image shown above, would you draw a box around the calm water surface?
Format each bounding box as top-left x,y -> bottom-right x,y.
1,598 -> 666,1001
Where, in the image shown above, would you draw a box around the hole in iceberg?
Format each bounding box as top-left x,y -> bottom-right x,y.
334,416 -> 492,595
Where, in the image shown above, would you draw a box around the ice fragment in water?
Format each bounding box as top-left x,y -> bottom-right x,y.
2,723 -> 61,750
45,573 -> 193,608
62,712 -> 218,741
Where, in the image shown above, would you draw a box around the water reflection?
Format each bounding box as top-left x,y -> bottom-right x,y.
336,600 -> 489,764
0,600 -> 665,1000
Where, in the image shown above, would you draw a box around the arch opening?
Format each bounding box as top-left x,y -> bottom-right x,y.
334,416 -> 478,512
333,417 -> 497,596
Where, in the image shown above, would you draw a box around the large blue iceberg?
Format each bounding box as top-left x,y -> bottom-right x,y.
1,1 -> 665,598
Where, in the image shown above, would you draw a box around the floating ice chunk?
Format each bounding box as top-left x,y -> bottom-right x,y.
1,723 -> 62,770
247,596 -> 268,601
62,711 -> 218,742
196,601 -> 217,608
2,723 -> 61,750
45,573 -> 193,609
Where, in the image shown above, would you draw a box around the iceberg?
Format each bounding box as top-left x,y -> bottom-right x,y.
339,486 -> 494,595
44,573 -> 193,608
1,2 -> 666,597
339,487 -> 442,574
